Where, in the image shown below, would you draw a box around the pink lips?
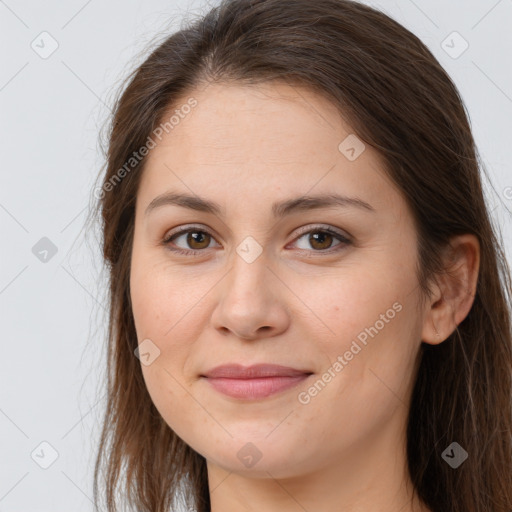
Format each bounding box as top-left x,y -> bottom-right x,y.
201,364 -> 313,400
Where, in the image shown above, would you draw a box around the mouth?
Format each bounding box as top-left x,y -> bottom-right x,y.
200,364 -> 314,400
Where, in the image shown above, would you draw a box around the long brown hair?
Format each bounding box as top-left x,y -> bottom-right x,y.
88,1 -> 512,511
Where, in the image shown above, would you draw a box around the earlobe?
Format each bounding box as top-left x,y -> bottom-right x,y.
431,318 -> 442,340
421,234 -> 480,345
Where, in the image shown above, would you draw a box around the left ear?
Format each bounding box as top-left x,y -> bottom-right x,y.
421,234 -> 480,345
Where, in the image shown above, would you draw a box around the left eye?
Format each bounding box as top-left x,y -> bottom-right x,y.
293,229 -> 349,251
163,226 -> 351,255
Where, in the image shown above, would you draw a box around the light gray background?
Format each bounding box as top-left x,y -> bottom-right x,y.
1,0 -> 511,511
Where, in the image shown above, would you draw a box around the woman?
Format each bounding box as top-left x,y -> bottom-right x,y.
89,0 -> 512,511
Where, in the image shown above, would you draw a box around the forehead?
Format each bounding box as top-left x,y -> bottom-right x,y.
148,81 -> 359,164
136,81 -> 402,217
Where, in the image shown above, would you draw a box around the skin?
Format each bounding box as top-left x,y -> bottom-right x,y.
129,81 -> 480,512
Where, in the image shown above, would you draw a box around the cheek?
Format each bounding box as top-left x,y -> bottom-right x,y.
140,361 -> 206,447
312,259 -> 421,395
130,261 -> 202,435
130,252 -> 204,339
310,265 -> 410,344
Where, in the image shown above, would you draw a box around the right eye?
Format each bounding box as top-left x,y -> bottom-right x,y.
162,226 -> 220,255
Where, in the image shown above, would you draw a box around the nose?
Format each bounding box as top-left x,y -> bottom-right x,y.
210,250 -> 291,341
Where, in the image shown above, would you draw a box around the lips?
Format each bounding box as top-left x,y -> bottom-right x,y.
201,364 -> 313,400
201,363 -> 312,379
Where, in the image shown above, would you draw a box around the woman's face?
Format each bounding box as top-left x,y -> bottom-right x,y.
130,81 -> 428,479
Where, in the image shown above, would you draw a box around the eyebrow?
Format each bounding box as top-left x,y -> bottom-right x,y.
144,191 -> 375,218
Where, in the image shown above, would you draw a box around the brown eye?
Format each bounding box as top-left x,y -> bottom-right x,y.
293,227 -> 350,252
185,231 -> 211,250
164,228 -> 219,253
308,231 -> 334,250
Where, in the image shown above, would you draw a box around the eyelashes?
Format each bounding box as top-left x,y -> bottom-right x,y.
161,224 -> 352,257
